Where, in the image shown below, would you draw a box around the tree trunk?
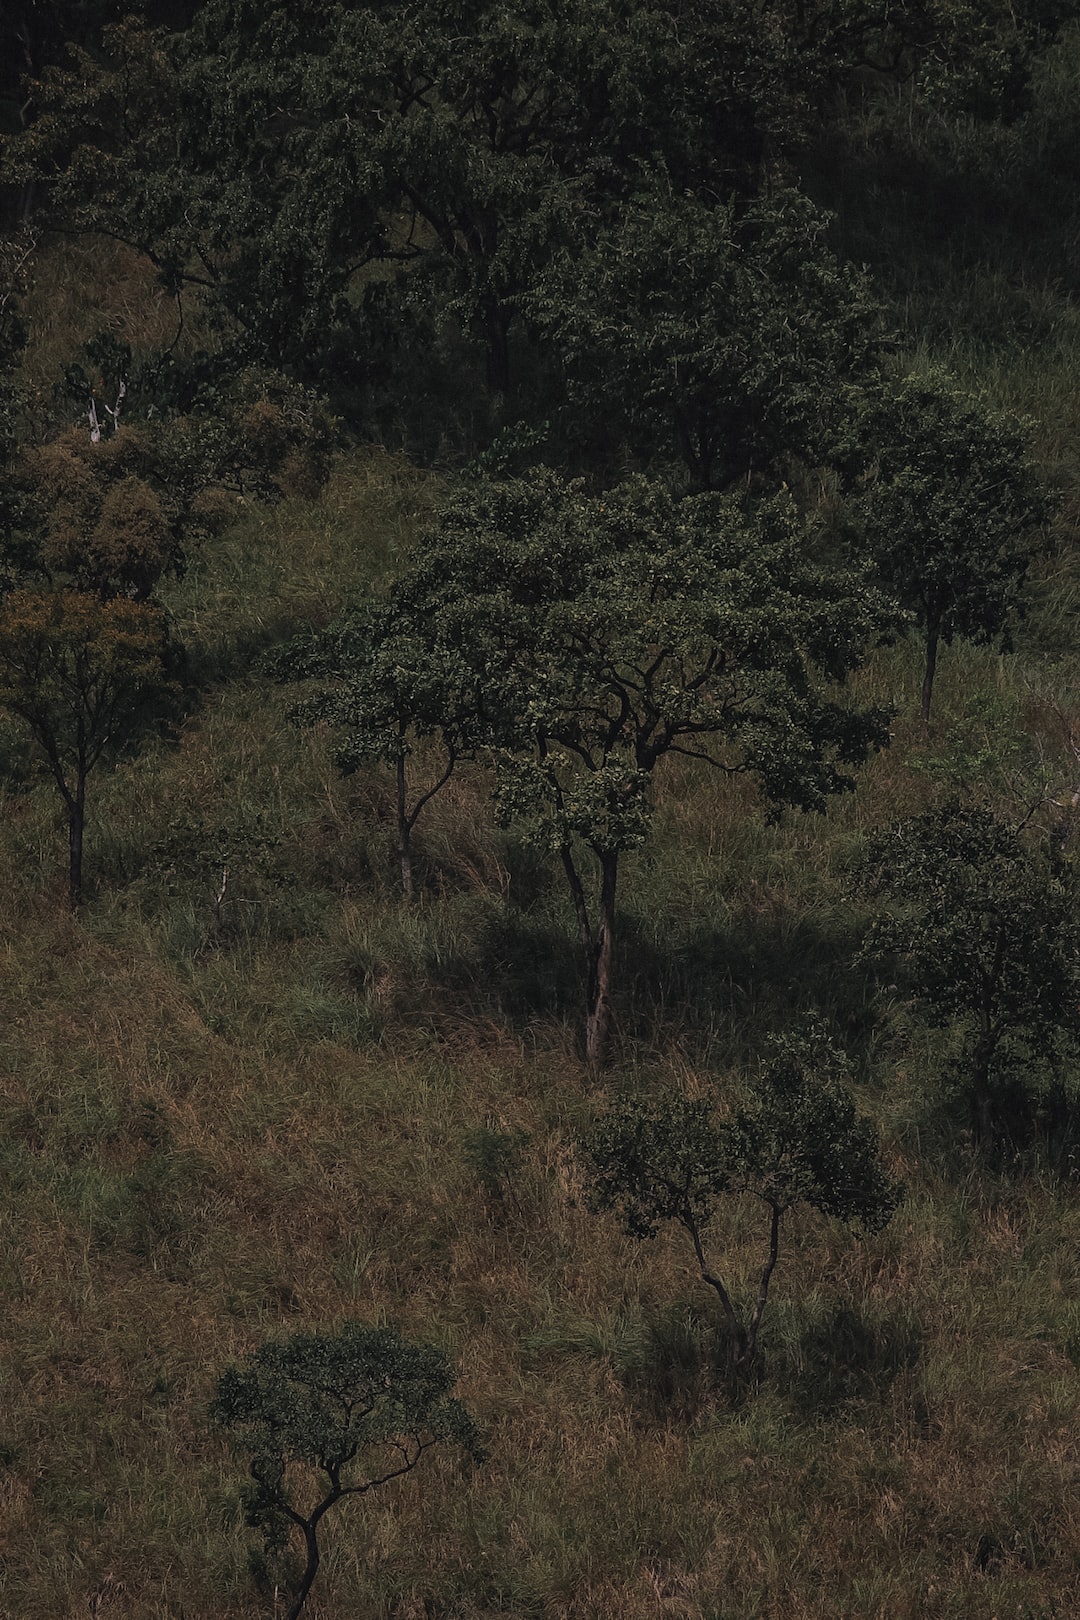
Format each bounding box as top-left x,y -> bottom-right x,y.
686,1215 -> 749,1363
921,620 -> 940,723
485,305 -> 512,399
744,1202 -> 781,1365
396,754 -> 414,901
584,850 -> 618,1068
285,1521 -> 322,1620
969,1028 -> 997,1149
67,777 -> 86,913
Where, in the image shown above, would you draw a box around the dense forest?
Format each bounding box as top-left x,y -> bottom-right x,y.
3,2 -> 1080,1616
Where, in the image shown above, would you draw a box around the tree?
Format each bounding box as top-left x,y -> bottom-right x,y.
13,0 -> 1061,417
529,187 -> 883,491
845,372 -> 1052,721
211,1321 -> 481,1620
582,1022 -> 901,1367
2,2 -> 834,390
270,606 -> 488,901
0,587 -> 173,907
385,470 -> 891,1064
859,802 -> 1080,1146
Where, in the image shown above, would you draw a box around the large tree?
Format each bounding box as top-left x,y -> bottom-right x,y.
528,187 -> 883,491
10,0 -> 1064,409
336,471 -> 891,1065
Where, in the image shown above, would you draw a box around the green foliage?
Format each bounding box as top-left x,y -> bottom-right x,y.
844,371 -> 1052,717
335,467 -> 891,1060
0,587 -> 176,906
412,468 -> 892,823
272,600 -> 488,898
859,802 -> 1080,1146
212,1320 -> 481,1619
530,187 -> 883,490
12,0 -> 1066,434
463,1122 -> 530,1205
583,1022 -> 900,1363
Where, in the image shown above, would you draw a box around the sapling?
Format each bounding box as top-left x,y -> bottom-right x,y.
0,589 -> 174,909
582,1022 -> 901,1367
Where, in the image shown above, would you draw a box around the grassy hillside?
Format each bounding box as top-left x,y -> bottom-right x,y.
1,425 -> 1080,1617
4,26 -> 1080,1620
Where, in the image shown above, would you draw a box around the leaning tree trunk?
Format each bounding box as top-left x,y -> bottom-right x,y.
285,1517 -> 324,1620
584,850 -> 619,1069
559,844 -> 620,1068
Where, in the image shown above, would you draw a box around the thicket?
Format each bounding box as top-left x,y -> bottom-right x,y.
1,3 -> 1080,1617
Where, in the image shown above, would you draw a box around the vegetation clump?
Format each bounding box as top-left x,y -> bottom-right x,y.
582,1023 -> 902,1369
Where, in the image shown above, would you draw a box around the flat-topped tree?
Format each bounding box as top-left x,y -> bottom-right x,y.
385,470 -> 892,1065
212,1321 -> 481,1620
582,1022 -> 901,1367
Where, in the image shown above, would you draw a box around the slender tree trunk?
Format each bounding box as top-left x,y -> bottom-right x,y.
969,1027 -> 997,1149
744,1202 -> 782,1365
396,754 -> 413,901
921,620 -> 940,723
557,843 -> 620,1068
485,306 -> 512,399
584,851 -> 619,1068
685,1214 -> 749,1362
67,775 -> 86,913
285,1520 -> 322,1620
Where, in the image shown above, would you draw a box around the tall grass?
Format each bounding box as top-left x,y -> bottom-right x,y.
1,424 -> 1080,1617
5,75 -> 1080,1613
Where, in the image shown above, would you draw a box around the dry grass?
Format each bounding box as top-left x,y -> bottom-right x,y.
2,435 -> 1080,1618
7,86 -> 1080,1608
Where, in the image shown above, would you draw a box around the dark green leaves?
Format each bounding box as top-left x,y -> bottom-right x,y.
583,1023 -> 900,1241
211,1321 -> 480,1479
581,1023 -> 901,1358
530,189 -> 883,490
859,803 -> 1080,1140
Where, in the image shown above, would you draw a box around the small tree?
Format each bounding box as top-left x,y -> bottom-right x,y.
0,588 -> 174,908
846,372 -> 1052,721
272,606 -> 486,901
859,802 -> 1080,1146
211,1321 -> 481,1620
582,1023 -> 901,1367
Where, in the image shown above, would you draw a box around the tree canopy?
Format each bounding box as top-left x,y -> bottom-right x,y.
844,372 -> 1052,720
212,1320 -> 480,1620
305,469 -> 892,1062
859,801 -> 1080,1145
583,1021 -> 901,1364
